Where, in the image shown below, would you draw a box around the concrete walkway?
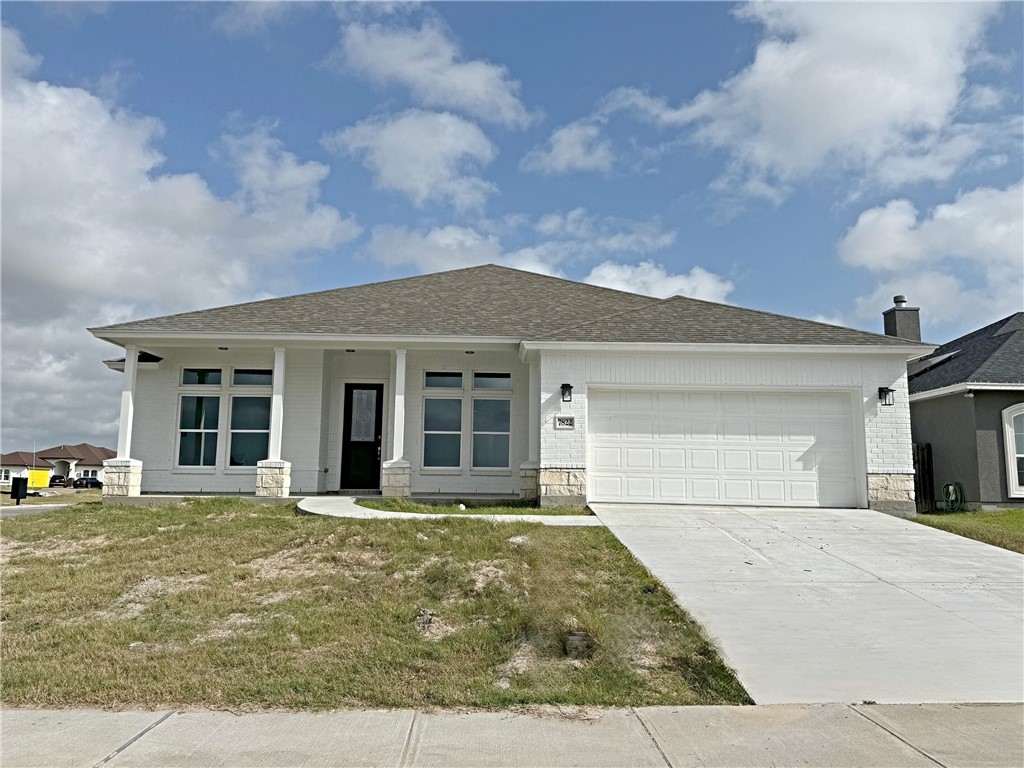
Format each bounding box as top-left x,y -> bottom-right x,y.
4,704 -> 1021,768
592,504 -> 1024,705
298,496 -> 603,526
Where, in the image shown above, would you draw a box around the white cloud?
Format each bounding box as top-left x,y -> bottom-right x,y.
323,109 -> 497,211
335,18 -> 536,129
520,120 -> 614,175
365,225 -> 503,272
534,208 -> 675,253
212,2 -> 301,37
0,26 -> 360,450
839,181 -> 1023,332
584,261 -> 734,302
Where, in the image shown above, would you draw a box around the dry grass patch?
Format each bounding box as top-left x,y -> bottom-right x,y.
358,497 -> 590,516
1,498 -> 749,710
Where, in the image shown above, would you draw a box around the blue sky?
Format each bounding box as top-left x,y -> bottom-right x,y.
2,1 -> 1022,450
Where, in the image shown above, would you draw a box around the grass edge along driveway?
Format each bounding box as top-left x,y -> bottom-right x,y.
1,498 -> 750,711
912,508 -> 1024,554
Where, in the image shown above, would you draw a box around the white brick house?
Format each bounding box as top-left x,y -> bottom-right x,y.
90,265 -> 933,513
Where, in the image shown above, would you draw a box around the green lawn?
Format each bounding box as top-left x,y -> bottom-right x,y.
1,498 -> 748,711
913,508 -> 1024,554
357,497 -> 590,516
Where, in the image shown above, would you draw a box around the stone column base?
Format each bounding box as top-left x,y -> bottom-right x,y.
868,473 -> 916,517
382,459 -> 411,498
102,458 -> 143,499
519,462 -> 539,501
539,467 -> 587,508
256,460 -> 291,498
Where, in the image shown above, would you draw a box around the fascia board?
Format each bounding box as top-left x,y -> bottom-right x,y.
909,382 -> 1024,402
521,341 -> 936,358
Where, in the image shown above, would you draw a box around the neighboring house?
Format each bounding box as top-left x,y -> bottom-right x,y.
903,312 -> 1024,509
0,452 -> 54,488
89,265 -> 932,512
36,443 -> 116,483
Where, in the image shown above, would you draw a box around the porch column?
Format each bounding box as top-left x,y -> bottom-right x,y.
519,355 -> 540,500
256,347 -> 291,498
104,345 -> 143,500
382,348 -> 411,497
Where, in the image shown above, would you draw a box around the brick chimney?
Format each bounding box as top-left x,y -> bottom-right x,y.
882,295 -> 921,341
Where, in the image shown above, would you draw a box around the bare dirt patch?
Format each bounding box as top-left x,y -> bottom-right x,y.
257,589 -> 303,606
499,643 -> 539,675
1,535 -> 111,566
414,608 -> 459,641
193,613 -> 258,643
631,640 -> 661,673
470,561 -> 514,594
248,547 -> 328,580
98,574 -> 210,620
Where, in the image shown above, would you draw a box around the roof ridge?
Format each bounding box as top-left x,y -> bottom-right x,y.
968,325 -> 1022,382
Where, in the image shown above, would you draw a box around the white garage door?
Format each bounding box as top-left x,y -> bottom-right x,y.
588,389 -> 860,507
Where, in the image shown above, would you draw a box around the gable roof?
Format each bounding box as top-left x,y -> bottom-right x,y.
90,264 -> 925,349
909,313 -> 1024,394
0,452 -> 53,469
36,443 -> 116,464
539,294 -> 917,346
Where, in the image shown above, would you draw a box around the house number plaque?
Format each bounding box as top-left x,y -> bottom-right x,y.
555,416 -> 576,430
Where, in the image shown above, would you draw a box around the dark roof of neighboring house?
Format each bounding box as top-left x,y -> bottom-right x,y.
0,452 -> 54,469
36,443 -> 116,465
540,294 -> 916,346
90,264 -> 924,348
909,313 -> 1024,394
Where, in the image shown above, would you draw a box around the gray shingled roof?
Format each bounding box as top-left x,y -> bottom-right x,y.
90,264 -> 924,347
91,265 -> 657,339
909,313 -> 1024,394
540,294 -> 919,346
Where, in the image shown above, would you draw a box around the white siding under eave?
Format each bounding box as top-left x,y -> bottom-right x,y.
538,350 -> 913,483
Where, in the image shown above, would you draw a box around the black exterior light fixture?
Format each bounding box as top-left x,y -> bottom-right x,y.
878,387 -> 895,406
561,383 -> 574,402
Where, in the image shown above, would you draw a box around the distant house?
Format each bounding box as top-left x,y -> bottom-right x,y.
904,313 -> 1024,509
35,443 -> 116,483
0,452 -> 54,488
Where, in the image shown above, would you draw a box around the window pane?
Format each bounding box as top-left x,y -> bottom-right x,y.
230,432 -> 269,466
203,433 -> 217,466
474,399 -> 510,432
424,398 -> 462,432
233,369 -> 273,386
182,368 -> 221,385
179,432 -> 201,465
473,373 -> 511,390
1014,414 -> 1024,454
231,397 -> 271,430
1017,456 -> 1024,486
473,434 -> 510,468
424,434 -> 461,467
351,389 -> 377,441
180,396 -> 219,429
425,372 -> 463,388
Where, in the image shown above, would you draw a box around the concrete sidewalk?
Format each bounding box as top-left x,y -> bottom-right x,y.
298,496 -> 603,526
3,704 -> 1021,768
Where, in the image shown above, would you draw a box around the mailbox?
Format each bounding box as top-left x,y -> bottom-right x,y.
10,476 -> 28,504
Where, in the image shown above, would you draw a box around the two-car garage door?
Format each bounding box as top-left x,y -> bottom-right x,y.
588,389 -> 860,507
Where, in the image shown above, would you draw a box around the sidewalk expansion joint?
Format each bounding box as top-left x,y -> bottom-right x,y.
630,708 -> 673,768
398,709 -> 420,768
846,704 -> 946,768
91,709 -> 177,768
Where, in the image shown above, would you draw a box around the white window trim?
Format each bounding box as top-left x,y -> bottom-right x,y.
1002,403 -> 1024,499
424,371 -> 464,391
472,371 -> 513,393
471,396 -> 512,470
422,396 -> 463,471
228,394 -> 272,469
175,393 -> 221,470
180,367 -> 224,387
230,367 -> 274,387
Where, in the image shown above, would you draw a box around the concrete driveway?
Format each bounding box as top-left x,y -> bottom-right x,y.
592,504 -> 1024,705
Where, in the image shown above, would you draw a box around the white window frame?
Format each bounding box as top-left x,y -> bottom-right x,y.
472,372 -> 512,392
180,367 -> 223,386
1002,403 -> 1024,499
228,394 -> 273,468
1,469 -> 10,483
424,371 -> 464,391
231,368 -> 274,387
422,396 -> 463,472
175,394 -> 221,469
471,396 -> 512,470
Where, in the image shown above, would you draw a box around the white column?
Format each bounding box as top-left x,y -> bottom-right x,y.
391,349 -> 407,461
268,347 -> 286,461
528,355 -> 540,463
116,345 -> 138,459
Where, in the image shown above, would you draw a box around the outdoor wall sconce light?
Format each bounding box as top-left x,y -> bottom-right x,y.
878,387 -> 895,406
561,383 -> 574,402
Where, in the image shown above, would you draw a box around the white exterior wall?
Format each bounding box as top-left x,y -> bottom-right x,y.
539,350 -> 914,505
130,348 -> 326,494
404,349 -> 528,496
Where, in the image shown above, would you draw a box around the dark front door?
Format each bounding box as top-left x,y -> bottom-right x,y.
340,383 -> 384,490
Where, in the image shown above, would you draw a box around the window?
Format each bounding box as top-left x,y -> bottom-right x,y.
1,469 -> 10,483
473,373 -> 511,391
423,398 -> 462,467
182,368 -> 221,385
233,369 -> 273,386
473,398 -> 510,468
425,372 -> 463,389
230,397 -> 271,466
178,396 -> 219,466
1003,404 -> 1024,498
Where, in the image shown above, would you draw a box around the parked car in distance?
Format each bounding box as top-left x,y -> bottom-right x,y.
73,476 -> 102,489
48,475 -> 67,487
